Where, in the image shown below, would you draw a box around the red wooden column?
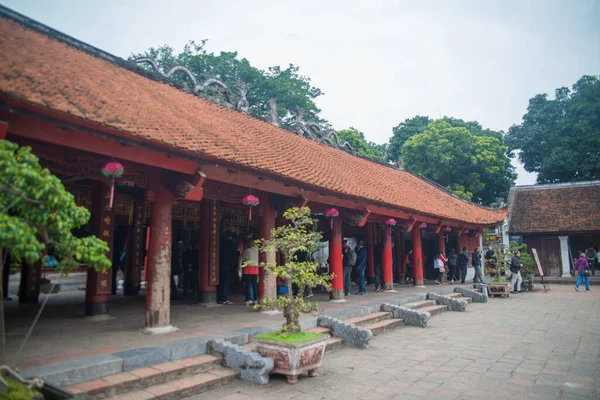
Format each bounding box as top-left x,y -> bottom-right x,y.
143,184 -> 176,333
86,182 -> 114,317
382,225 -> 394,291
198,199 -> 218,304
329,216 -> 344,300
412,226 -> 424,287
395,229 -> 404,282
437,231 -> 446,255
366,223 -> 375,282
259,193 -> 277,302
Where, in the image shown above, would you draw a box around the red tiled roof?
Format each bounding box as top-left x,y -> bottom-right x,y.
0,15 -> 506,225
509,183 -> 600,234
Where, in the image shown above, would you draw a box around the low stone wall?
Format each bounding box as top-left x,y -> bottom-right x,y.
454,287 -> 488,303
209,339 -> 274,385
427,293 -> 468,312
380,304 -> 430,327
318,316 -> 373,349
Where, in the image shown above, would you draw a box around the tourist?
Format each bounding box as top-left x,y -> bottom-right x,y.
374,242 -> 383,292
218,231 -> 238,305
585,245 -> 596,276
459,246 -> 469,284
355,240 -> 367,295
342,240 -> 356,296
434,250 -> 447,285
446,248 -> 458,283
510,250 -> 523,294
404,250 -> 413,284
240,239 -> 259,305
574,253 -> 591,292
472,247 -> 484,284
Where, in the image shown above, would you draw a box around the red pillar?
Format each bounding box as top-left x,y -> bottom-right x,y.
366,223 -> 375,282
144,184 -> 175,331
437,231 -> 446,255
382,225 -> 393,290
395,229 -> 404,281
412,226 -> 424,286
86,182 -> 114,317
199,199 -> 218,303
259,193 -> 276,302
329,216 -> 344,300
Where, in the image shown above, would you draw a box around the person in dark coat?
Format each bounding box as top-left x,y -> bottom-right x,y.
472,246 -> 484,284
459,247 -> 469,284
373,242 -> 383,292
218,231 -> 239,304
446,248 -> 458,283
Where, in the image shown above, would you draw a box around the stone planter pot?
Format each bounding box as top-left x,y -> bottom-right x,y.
254,336 -> 327,384
522,278 -> 534,292
488,283 -> 511,298
40,283 -> 61,294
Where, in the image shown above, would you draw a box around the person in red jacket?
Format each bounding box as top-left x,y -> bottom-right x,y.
239,239 -> 259,305
434,250 -> 448,285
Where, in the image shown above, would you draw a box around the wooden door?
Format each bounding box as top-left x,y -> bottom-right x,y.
542,237 -> 561,276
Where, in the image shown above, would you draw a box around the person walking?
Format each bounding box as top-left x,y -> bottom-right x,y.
404,250 -> 413,284
585,245 -> 596,276
240,239 -> 259,305
434,250 -> 447,284
459,246 -> 469,284
355,240 -> 367,295
342,240 -> 356,296
446,248 -> 458,283
218,231 -> 238,305
574,253 -> 591,292
472,246 -> 485,284
510,250 -> 523,294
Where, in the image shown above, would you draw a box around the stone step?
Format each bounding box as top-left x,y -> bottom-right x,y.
325,337 -> 345,352
65,354 -> 224,399
402,300 -> 437,310
109,367 -> 239,400
363,318 -> 405,335
446,293 -> 473,303
419,305 -> 449,316
343,311 -> 391,327
307,326 -> 331,335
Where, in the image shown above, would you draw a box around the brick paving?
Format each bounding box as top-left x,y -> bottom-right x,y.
186,285 -> 600,400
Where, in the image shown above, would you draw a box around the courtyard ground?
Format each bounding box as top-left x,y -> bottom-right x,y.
186,285 -> 600,400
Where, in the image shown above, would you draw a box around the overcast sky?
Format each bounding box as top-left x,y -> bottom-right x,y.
3,0 -> 600,185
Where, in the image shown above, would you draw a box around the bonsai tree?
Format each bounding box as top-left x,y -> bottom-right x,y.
255,207 -> 331,334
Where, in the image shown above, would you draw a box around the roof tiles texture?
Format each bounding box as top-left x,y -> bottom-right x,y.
509,184 -> 600,234
0,16 -> 506,225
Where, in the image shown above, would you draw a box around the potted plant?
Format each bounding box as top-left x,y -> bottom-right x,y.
252,207 -> 332,384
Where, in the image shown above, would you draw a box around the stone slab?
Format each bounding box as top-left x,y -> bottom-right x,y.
160,337 -> 210,361
114,347 -> 172,371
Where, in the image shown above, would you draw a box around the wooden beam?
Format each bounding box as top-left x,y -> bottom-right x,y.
357,209 -> 371,227
183,171 -> 207,202
435,223 -> 443,234
406,219 -> 417,233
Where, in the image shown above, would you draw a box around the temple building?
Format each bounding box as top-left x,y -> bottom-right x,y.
0,6 -> 506,333
507,181 -> 600,277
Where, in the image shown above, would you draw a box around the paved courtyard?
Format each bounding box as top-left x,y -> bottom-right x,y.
188,285 -> 600,400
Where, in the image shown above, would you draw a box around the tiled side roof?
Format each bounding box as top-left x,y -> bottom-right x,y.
0,15 -> 506,225
509,183 -> 600,234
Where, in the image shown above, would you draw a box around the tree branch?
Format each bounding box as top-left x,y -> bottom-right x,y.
0,182 -> 43,207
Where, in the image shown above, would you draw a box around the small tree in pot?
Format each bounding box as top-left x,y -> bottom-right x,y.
252,206 -> 331,383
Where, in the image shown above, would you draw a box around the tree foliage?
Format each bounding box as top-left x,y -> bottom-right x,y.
401,120 -> 515,204
0,140 -> 111,274
336,128 -> 386,161
506,75 -> 600,183
132,40 -> 325,128
254,207 -> 331,334
388,116 -> 433,163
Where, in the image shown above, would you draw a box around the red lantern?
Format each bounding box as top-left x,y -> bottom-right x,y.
102,161 -> 124,209
385,218 -> 397,235
419,222 -> 427,228
445,226 -> 452,232
242,195 -> 260,221
325,208 -> 339,229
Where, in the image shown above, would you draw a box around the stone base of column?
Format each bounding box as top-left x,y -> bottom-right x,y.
384,282 -> 394,291
141,325 -> 179,335
413,280 -> 425,288
198,290 -> 217,304
329,289 -> 345,301
85,300 -> 109,317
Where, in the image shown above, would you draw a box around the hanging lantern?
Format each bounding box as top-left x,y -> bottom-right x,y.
325,208 -> 339,229
385,218 -> 397,235
101,161 -> 124,209
419,222 -> 427,228
445,226 -> 452,232
242,194 -> 260,221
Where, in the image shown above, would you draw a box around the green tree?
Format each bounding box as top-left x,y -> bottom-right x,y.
506,75 -> 600,183
387,116 -> 432,163
254,207 -> 331,334
132,40 -> 324,128
336,128 -> 386,161
0,140 -> 111,275
401,121 -> 515,203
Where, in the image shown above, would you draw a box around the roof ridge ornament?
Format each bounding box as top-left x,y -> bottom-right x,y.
133,57 -> 249,114
291,107 -> 355,154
